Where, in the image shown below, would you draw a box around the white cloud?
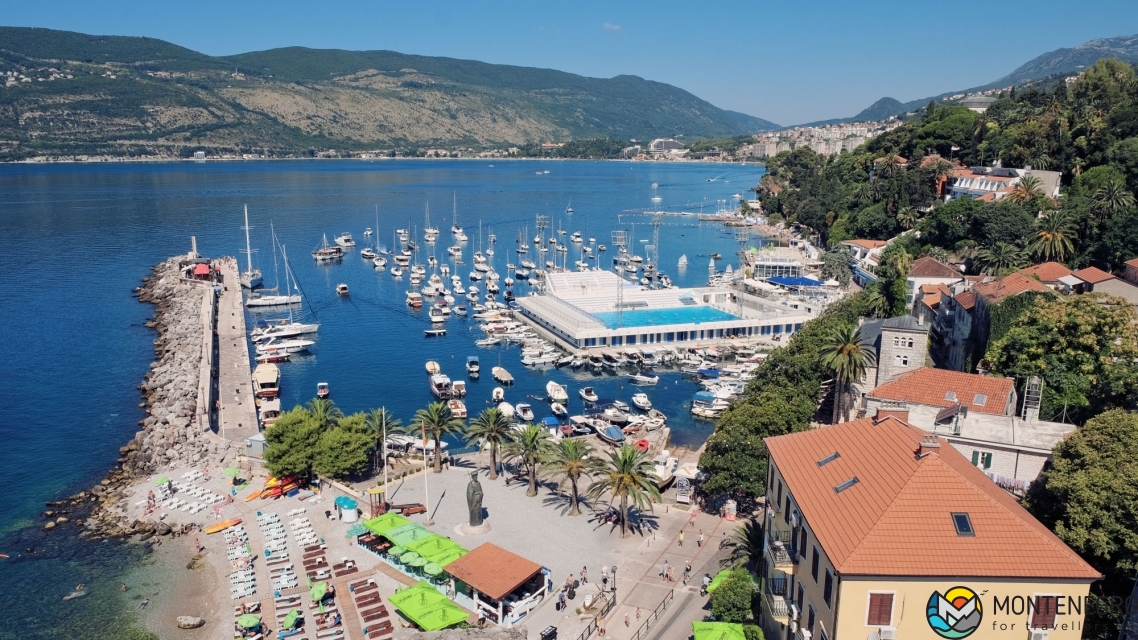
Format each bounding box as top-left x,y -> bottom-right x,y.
603,23 -> 622,31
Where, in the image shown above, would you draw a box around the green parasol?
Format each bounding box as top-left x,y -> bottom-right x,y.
223,467 -> 242,477
310,581 -> 328,601
384,522 -> 432,547
400,551 -> 421,564
406,535 -> 462,557
706,569 -> 733,593
237,614 -> 262,629
692,622 -> 746,640
280,609 -> 300,629
361,512 -> 411,536
388,581 -> 466,632
388,545 -> 405,557
408,556 -> 428,568
153,476 -> 171,485
432,548 -> 468,567
423,562 -> 443,576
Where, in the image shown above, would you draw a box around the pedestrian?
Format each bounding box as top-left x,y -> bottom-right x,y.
598,619 -> 606,637
601,565 -> 609,581
566,573 -> 575,590
602,576 -> 609,592
698,530 -> 704,547
195,538 -> 203,553
624,614 -> 630,627
689,511 -> 696,528
678,531 -> 684,547
666,565 -> 674,582
720,532 -> 728,549
558,591 -> 566,611
636,607 -> 641,621
478,609 -> 486,627
581,566 -> 588,584
683,562 -> 691,585
659,560 -> 668,579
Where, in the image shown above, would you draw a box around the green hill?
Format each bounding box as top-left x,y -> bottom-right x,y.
0,26 -> 778,160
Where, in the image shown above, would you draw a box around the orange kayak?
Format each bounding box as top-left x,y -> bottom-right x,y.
204,518 -> 242,534
244,489 -> 264,502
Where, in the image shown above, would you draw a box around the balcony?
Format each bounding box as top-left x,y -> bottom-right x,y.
766,540 -> 797,568
762,589 -> 790,621
767,577 -> 787,597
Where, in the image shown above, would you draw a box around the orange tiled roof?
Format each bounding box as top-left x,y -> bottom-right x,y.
1124,258 -> 1138,269
442,543 -> 543,601
975,192 -> 998,202
1019,262 -> 1073,283
868,367 -> 1014,415
874,155 -> 908,164
920,283 -> 952,310
843,239 -> 888,250
765,417 -> 1101,579
909,256 -> 961,278
1072,266 -> 1116,285
953,291 -> 976,310
972,272 -> 1048,304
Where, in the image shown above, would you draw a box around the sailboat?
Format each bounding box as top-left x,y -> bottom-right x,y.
565,200 -> 574,214
247,227 -> 304,307
424,202 -> 439,241
451,192 -> 467,240
251,245 -> 320,341
239,205 -> 262,289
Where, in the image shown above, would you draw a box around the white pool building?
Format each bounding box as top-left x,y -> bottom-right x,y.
516,271 -> 815,351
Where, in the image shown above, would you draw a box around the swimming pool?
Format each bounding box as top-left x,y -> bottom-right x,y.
592,306 -> 740,329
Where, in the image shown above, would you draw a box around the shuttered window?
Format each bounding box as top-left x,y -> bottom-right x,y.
867,593 -> 893,626
1031,596 -> 1058,629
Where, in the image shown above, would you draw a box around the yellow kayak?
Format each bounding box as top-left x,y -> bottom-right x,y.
204,518 -> 242,534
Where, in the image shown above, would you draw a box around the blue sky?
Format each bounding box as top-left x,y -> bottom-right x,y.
4,0 -> 1137,124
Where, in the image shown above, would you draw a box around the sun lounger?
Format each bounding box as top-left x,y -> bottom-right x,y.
304,544 -> 324,553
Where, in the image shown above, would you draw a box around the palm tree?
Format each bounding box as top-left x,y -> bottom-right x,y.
410,402 -> 466,473
876,154 -> 903,179
585,445 -> 660,538
975,242 -> 1027,275
930,158 -> 955,198
722,518 -> 765,570
1007,175 -> 1044,206
365,407 -> 401,474
502,424 -> 553,497
863,283 -> 889,319
306,398 -> 343,429
542,438 -> 599,516
821,324 -> 876,423
852,179 -> 881,206
465,407 -> 512,480
896,206 -> 919,230
1030,210 -> 1077,263
1092,177 -> 1136,225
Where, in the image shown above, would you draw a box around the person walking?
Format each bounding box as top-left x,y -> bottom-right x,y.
659,560 -> 669,580
683,562 -> 691,585
624,614 -> 630,627
689,511 -> 697,528
720,531 -> 728,549
678,531 -> 684,547
698,530 -> 704,548
665,565 -> 675,582
581,566 -> 588,584
636,607 -> 641,621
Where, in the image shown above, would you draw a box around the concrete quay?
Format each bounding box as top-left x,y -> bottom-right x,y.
214,257 -> 259,442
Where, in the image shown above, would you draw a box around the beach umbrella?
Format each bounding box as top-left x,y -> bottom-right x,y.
400,551 -> 421,564
388,546 -> 405,557
153,476 -> 170,485
223,467 -> 242,477
281,609 -> 300,629
408,556 -> 428,568
310,581 -> 328,601
237,614 -> 262,629
423,563 -> 443,576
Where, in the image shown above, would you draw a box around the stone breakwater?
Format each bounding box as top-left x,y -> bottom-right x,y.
39,254 -> 236,540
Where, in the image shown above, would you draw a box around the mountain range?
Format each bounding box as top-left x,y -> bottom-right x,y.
803,33 -> 1138,127
0,26 -> 778,160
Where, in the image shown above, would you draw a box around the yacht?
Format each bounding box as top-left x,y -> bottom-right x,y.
429,373 -> 454,399
363,227 -> 373,237
361,247 -> 376,260
406,292 -> 423,308
631,393 -> 652,411
565,200 -> 574,214
336,283 -> 349,296
238,205 -> 262,289
334,232 -> 356,248
424,202 -> 439,240
515,403 -> 535,423
312,235 -> 344,262
255,337 -> 314,356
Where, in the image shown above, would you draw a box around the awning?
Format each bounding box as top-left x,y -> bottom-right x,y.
362,513 -> 411,536
193,263 -> 210,276
768,276 -> 822,288
743,278 -> 779,291
388,581 -> 467,631
693,622 -> 746,640
385,522 -> 433,547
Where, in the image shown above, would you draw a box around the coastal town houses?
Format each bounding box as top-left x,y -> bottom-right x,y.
760,416 -> 1100,640
934,272 -> 1048,372
904,256 -> 963,305
944,165 -> 1062,203
851,315 -> 931,395
839,239 -> 887,287
862,367 -> 1075,490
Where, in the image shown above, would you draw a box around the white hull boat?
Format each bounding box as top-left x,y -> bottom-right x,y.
255,338 -> 314,355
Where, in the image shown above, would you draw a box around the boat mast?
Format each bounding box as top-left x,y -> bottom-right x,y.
242,204 -> 254,275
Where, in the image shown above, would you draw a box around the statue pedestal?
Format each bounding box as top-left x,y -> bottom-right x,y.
456,522 -> 491,536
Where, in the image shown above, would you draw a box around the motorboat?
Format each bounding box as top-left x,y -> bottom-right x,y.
492,366 -> 514,385
612,399 -> 631,413
455,305 -> 468,316
597,425 -> 626,445
316,382 -> 329,399
497,402 -> 515,419
452,380 -> 467,398
258,397 -> 282,427
255,352 -> 290,364
629,372 -> 660,385
428,307 -> 447,323
651,453 -> 678,489
406,292 -> 423,308
313,235 -> 344,262
567,415 -> 598,436
252,363 -> 281,398
466,356 -> 480,375
426,361 -> 441,375
579,387 -> 599,403
336,283 -> 349,296
424,328 -> 447,337
447,399 -> 467,419
429,374 -> 454,399
550,402 -> 568,419
361,247 -> 377,260
571,231 -> 583,243
255,338 -> 314,356
334,232 -> 355,248
521,351 -> 556,366
469,271 -> 483,281
492,387 -> 505,403
364,227 -> 372,237
631,393 -> 652,411
546,381 -> 569,404
515,403 -> 535,423
475,336 -> 503,347
520,259 -> 536,270
251,319 -> 319,342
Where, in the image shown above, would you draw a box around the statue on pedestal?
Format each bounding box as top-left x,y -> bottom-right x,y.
466,471 -> 484,527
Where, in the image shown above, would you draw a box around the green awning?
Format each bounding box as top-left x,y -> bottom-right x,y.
237,614 -> 262,629
384,522 -> 432,547
431,548 -> 468,567
406,535 -> 463,557
362,512 -> 411,536
692,622 -> 745,640
389,581 -> 467,632
281,609 -> 300,629
223,467 -> 242,477
706,570 -> 733,593
310,581 -> 328,601
423,563 -> 443,576
400,551 -> 421,564
153,476 -> 170,485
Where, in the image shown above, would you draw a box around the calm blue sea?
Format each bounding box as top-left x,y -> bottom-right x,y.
0,159 -> 763,637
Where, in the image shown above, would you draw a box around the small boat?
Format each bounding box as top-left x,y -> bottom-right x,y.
466,356 -> 480,375
597,425 -> 626,445
424,328 -> 447,337
426,361 -> 441,375
361,247 -> 376,259
336,283 -> 349,296
447,399 -> 467,419
334,232 -> 355,248
492,387 -> 505,403
252,363 -> 281,398
429,373 -> 454,399
546,381 -> 569,404
631,393 -> 652,411
316,382 -> 330,399
551,402 -> 568,418
565,200 -> 574,214
364,227 -> 373,237
256,352 -> 291,364
516,403 -> 535,422
255,338 -> 314,356
391,266 -> 404,277
452,380 -> 467,397
455,305 -> 468,316
406,292 -> 423,308
497,402 -> 515,419
374,256 -> 388,268
204,518 -> 243,535
629,372 -> 660,385
492,366 -> 514,385
634,439 -> 651,454
678,255 -> 688,267
579,387 -> 599,403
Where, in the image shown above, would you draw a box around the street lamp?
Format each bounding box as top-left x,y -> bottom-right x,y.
611,565 -> 618,596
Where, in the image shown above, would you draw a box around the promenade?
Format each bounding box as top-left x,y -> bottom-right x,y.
215,258 -> 259,442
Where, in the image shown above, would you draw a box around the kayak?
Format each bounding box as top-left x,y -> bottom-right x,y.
244,489 -> 264,502
204,518 -> 242,534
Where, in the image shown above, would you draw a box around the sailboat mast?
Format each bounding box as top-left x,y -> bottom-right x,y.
243,204 -> 254,274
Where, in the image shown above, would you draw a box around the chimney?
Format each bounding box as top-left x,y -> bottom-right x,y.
918,434 -> 941,458
917,314 -> 924,326
874,408 -> 909,423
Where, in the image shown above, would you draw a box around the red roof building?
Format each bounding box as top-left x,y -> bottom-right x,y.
867,367 -> 1016,415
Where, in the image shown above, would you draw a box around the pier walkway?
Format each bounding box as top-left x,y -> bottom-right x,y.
216,258 -> 258,442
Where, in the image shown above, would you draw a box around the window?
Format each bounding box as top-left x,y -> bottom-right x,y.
799,528 -> 808,559
907,338 -> 914,348
952,513 -> 975,536
894,354 -> 909,367
892,336 -> 900,347
811,547 -> 820,582
867,593 -> 894,626
784,495 -> 791,524
797,584 -> 804,611
807,606 -> 816,633
823,570 -> 833,607
817,452 -> 840,467
974,393 -> 988,407
945,391 -> 957,401
1031,596 -> 1058,629
970,451 -> 992,469
834,477 -> 860,493
776,480 -> 783,513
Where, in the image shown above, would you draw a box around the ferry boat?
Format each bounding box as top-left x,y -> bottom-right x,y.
252,363 -> 280,398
